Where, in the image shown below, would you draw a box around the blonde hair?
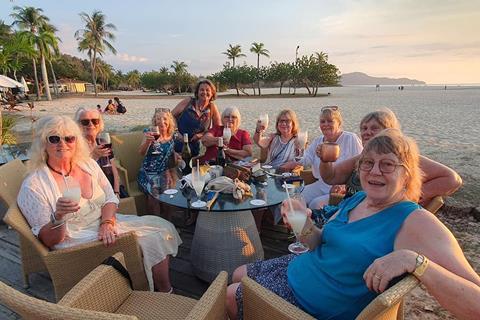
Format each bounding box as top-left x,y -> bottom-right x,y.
275,109 -> 299,136
222,106 -> 242,126
320,107 -> 343,127
360,128 -> 423,202
28,116 -> 92,171
151,108 -> 176,137
74,107 -> 105,132
360,108 -> 401,131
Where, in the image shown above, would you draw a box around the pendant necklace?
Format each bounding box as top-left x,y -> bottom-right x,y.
47,161 -> 72,177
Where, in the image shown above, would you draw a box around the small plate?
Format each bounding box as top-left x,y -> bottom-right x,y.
191,201 -> 207,208
163,189 -> 178,195
261,165 -> 273,170
250,199 -> 266,206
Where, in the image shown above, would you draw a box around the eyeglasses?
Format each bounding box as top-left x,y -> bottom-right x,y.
359,158 -> 405,174
223,115 -> 238,119
47,135 -> 77,144
79,118 -> 100,126
278,119 -> 292,124
155,108 -> 171,113
321,106 -> 339,111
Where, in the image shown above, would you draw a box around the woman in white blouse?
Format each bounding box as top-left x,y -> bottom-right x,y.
284,106 -> 363,209
17,115 -> 181,292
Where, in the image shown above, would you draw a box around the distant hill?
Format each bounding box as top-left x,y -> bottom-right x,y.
341,72 -> 426,85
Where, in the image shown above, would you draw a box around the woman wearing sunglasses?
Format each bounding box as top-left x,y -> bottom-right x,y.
74,107 -> 122,198
227,129 -> 480,320
17,115 -> 181,293
200,106 -> 253,163
319,108 -> 462,208
284,106 -> 363,209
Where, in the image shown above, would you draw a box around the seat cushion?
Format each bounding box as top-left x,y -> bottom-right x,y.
116,291 -> 197,320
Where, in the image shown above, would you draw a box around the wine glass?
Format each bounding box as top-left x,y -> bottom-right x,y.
191,167 -> 206,208
149,126 -> 161,155
258,114 -> 269,131
285,194 -> 309,254
295,131 -> 308,161
223,127 -> 232,146
96,132 -> 112,167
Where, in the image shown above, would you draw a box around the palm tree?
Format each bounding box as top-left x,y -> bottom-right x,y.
171,61 -> 188,93
250,42 -> 270,95
0,20 -> 12,42
159,66 -> 169,74
11,6 -> 50,100
39,23 -> 61,97
0,32 -> 36,81
75,10 -> 117,96
222,44 -> 246,67
96,60 -> 114,90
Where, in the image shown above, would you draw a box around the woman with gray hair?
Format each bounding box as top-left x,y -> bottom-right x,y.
200,106 -> 253,163
17,115 -> 182,293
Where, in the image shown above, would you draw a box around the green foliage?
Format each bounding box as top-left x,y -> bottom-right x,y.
1,114 -> 17,145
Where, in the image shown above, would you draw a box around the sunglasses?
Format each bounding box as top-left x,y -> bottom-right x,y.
47,135 -> 77,144
321,106 -> 339,111
80,118 -> 100,126
155,108 -> 171,113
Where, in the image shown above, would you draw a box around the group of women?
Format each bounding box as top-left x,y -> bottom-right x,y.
16,79 -> 479,319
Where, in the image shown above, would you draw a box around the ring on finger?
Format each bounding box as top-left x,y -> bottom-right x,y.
374,274 -> 381,280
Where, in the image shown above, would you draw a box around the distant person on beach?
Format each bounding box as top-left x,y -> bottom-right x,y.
96,104 -> 102,113
114,97 -> 126,114
319,108 -> 463,208
17,115 -> 182,292
104,99 -> 116,114
254,109 -> 300,170
200,106 -> 253,163
226,129 -> 480,320
282,106 -> 363,209
171,79 -> 221,157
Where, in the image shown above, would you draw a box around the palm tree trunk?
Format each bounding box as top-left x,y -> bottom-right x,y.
257,54 -> 261,96
92,51 -> 98,96
40,55 -> 52,101
48,60 -> 59,98
32,58 -> 41,100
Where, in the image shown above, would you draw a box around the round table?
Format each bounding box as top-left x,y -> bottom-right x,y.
149,168 -> 302,282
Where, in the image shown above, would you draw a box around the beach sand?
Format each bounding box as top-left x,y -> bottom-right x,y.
3,93 -> 479,318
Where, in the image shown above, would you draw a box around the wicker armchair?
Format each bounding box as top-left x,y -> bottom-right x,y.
3,205 -> 148,301
241,274 -> 419,320
111,131 -> 147,214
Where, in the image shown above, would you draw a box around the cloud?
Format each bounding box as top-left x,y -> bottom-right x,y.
116,53 -> 148,63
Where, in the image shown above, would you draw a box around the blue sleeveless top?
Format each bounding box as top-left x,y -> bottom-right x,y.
137,140 -> 174,194
287,191 -> 420,319
174,98 -> 213,156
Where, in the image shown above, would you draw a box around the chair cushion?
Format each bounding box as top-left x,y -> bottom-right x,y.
116,291 -> 197,320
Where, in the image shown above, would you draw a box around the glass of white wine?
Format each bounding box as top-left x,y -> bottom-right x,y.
191,167 -> 206,208
295,131 -> 308,161
223,127 -> 232,146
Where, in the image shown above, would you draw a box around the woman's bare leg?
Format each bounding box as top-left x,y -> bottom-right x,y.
226,282 -> 241,320
152,256 -> 172,292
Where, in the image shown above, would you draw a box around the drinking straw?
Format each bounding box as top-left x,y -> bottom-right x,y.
283,181 -> 294,213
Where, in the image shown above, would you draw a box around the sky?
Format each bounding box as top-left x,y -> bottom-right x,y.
1,0 -> 479,84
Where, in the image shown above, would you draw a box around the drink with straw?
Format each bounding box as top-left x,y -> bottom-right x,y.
191,160 -> 206,208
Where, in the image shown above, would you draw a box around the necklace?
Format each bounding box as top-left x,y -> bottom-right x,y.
47,161 -> 72,177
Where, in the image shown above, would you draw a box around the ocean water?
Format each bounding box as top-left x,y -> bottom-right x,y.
12,86 -> 480,207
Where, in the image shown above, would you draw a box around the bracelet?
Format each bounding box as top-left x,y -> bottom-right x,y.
412,254 -> 429,278
100,219 -> 116,227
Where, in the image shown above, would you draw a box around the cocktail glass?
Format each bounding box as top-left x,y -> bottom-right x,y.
191,168 -> 206,208
223,127 -> 232,146
295,131 -> 308,161
286,194 -> 309,254
258,113 -> 269,131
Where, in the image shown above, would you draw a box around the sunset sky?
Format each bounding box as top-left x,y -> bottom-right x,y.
1,0 -> 479,84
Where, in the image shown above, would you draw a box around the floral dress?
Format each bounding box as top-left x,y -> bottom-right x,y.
137,139 -> 175,194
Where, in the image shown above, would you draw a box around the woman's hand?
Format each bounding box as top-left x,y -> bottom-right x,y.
330,185 -> 346,195
55,197 -> 80,220
98,222 -> 118,246
256,120 -> 266,133
363,249 -> 417,293
144,132 -> 155,143
280,199 -> 312,228
91,144 -> 110,160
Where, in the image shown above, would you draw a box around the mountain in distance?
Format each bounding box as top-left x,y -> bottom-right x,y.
341,72 -> 426,85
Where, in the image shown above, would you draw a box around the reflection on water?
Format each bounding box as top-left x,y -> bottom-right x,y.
11,86 -> 480,207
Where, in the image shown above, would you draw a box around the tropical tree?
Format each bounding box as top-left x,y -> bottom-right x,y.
75,10 -> 117,96
96,59 -> 114,90
0,32 -> 36,79
11,5 -> 50,100
266,62 -> 294,95
170,60 -> 188,93
39,23 -> 61,97
222,44 -> 246,68
250,42 -> 270,95
126,69 -> 141,89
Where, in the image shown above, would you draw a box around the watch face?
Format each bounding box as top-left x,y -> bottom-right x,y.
416,254 -> 425,267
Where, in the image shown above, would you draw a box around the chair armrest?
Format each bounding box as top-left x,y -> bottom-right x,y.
300,170 -> 316,185
241,276 -> 315,320
424,196 -> 444,214
186,271 -> 228,320
118,197 -> 137,215
355,275 -> 419,320
44,231 -> 148,301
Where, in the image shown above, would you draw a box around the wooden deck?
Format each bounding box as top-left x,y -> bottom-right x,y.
0,206 -> 291,319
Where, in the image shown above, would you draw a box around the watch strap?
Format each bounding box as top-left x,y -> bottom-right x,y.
413,254 -> 429,278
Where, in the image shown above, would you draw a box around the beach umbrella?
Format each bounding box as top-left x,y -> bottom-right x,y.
21,77 -> 29,93
0,75 -> 24,88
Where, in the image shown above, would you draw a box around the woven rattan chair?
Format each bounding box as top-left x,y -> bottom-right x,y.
3,204 -> 149,301
111,131 -> 147,214
59,252 -> 227,320
241,274 -> 419,320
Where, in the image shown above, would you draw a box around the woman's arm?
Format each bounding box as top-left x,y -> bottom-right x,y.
111,159 -> 121,195
366,210 -> 480,319
320,155 -> 359,185
171,98 -> 190,118
253,130 -> 274,149
419,155 -> 463,206
210,102 -> 222,127
225,144 -> 253,160
38,197 -> 79,248
201,131 -> 219,147
138,134 -> 154,156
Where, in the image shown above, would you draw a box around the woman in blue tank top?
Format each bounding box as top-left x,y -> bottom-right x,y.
171,79 -> 221,156
226,129 -> 480,320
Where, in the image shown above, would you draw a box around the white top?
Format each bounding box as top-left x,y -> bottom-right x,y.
301,131 -> 363,193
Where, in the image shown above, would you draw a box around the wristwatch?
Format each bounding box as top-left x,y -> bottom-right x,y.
412,253 -> 429,278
